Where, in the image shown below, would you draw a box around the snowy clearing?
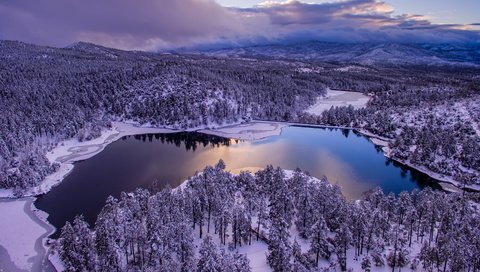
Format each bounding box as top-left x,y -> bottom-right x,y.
334,65 -> 370,72
0,198 -> 54,272
199,121 -> 289,141
306,89 -> 371,115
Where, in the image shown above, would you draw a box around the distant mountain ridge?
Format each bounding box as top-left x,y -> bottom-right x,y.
2,39 -> 479,66
191,42 -> 480,66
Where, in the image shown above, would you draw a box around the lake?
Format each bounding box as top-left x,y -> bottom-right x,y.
35,126 -> 439,235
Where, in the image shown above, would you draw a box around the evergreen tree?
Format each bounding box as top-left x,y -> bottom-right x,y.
197,236 -> 222,272
266,168 -> 293,271
59,216 -> 96,272
308,215 -> 329,267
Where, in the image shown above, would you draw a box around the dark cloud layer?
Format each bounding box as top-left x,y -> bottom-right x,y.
0,0 -> 241,49
0,0 -> 478,50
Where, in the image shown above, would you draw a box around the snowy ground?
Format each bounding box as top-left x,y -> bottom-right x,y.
306,89 -> 371,115
0,198 -> 54,272
334,65 -> 370,72
198,121 -> 289,141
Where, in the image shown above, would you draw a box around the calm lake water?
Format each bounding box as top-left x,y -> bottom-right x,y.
35,126 -> 439,235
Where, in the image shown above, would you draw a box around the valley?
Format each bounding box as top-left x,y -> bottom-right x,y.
0,40 -> 479,272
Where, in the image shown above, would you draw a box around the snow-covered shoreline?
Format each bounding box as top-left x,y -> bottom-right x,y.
0,119 -> 475,272
202,120 -> 475,193
41,121 -> 181,193
357,129 -> 469,194
198,121 -> 289,141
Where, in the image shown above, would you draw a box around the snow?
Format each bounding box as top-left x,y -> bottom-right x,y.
364,132 -> 392,156
199,121 -> 289,141
48,252 -> 66,272
0,188 -> 15,198
0,198 -> 54,272
295,66 -> 323,73
334,65 -> 370,72
237,240 -> 271,272
27,163 -> 75,198
189,221 -> 272,272
306,89 -> 371,115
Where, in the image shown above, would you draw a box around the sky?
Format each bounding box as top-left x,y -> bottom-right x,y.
218,0 -> 480,25
0,0 -> 478,51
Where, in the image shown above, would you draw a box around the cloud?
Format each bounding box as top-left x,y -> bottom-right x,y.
0,0 -> 478,50
0,0 -> 244,50
237,0 -> 480,44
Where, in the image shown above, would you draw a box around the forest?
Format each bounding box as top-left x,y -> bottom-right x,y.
57,162 -> 480,271
1,40 -> 479,192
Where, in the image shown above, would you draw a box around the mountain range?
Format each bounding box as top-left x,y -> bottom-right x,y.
189,42 -> 480,66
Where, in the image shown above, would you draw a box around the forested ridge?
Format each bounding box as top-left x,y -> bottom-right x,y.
1,40 -> 479,191
58,163 -> 480,271
0,41 -> 324,191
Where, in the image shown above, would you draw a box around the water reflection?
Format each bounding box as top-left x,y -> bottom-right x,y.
130,132 -> 233,151
36,126 -> 439,236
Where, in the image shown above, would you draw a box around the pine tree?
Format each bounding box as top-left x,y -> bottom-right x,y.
95,196 -> 123,271
59,216 -> 96,271
334,223 -> 353,271
59,222 -> 79,272
197,236 -> 222,272
292,240 -> 311,272
266,168 -> 293,271
361,255 -> 372,272
256,195 -> 269,241
308,214 -> 329,267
